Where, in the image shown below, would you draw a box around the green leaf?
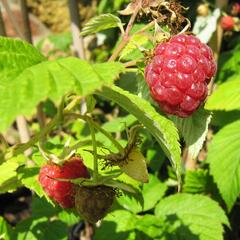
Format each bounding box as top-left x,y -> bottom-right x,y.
37,220 -> 68,240
216,46 -> 240,83
0,176 -> 21,194
0,161 -> 19,185
58,210 -> 79,226
141,175 -> 167,211
136,73 -> 152,103
135,214 -> 193,240
93,61 -> 125,86
117,172 -> 141,190
147,146 -> 165,172
31,196 -> 60,219
117,174 -> 167,213
81,14 -> 123,36
155,194 -> 229,240
135,215 -> 164,239
183,169 -> 212,194
97,85 -> 181,182
86,95 -> 96,113
107,210 -> 135,228
206,78 -> 240,111
114,24 -> 153,61
0,155 -> 25,193
14,217 -> 68,240
208,120 -> 240,210
18,167 -> 46,198
94,210 -> 136,240
0,58 -> 124,132
102,115 -> 136,133
0,217 -> 13,240
211,110 -> 240,127
0,37 -> 45,73
14,217 -> 47,240
170,108 -> 212,159
120,34 -> 150,60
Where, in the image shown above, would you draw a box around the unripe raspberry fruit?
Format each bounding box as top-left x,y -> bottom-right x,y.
220,16 -> 235,30
39,156 -> 89,208
75,185 -> 115,223
145,34 -> 216,117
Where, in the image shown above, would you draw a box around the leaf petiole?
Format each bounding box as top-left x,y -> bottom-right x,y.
87,117 -> 99,183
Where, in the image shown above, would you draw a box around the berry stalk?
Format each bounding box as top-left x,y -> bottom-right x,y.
87,117 -> 99,183
108,5 -> 140,62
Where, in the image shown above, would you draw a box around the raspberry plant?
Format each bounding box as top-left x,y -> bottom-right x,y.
0,0 -> 240,239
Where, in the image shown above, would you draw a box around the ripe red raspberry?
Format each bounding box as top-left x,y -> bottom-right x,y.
39,156 -> 89,208
220,16 -> 235,30
145,34 -> 216,117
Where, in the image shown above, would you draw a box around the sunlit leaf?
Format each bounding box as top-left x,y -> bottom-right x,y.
81,14 -> 123,36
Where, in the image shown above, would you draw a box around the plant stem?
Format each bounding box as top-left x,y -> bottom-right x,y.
108,7 -> 140,62
118,24 -> 125,36
1,0 -> 25,39
87,118 -> 98,182
0,5 -> 6,36
16,116 -> 32,157
124,59 -> 142,68
20,0 -> 32,43
37,102 -> 46,129
68,0 -> 86,59
65,96 -> 82,112
179,18 -> 191,34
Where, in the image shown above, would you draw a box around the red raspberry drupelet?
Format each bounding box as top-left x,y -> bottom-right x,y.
39,156 -> 89,208
145,34 -> 217,117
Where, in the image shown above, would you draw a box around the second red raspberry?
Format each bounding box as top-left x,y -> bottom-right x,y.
145,34 -> 216,117
39,156 -> 89,208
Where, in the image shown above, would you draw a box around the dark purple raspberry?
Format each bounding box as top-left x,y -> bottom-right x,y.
145,34 -> 217,117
